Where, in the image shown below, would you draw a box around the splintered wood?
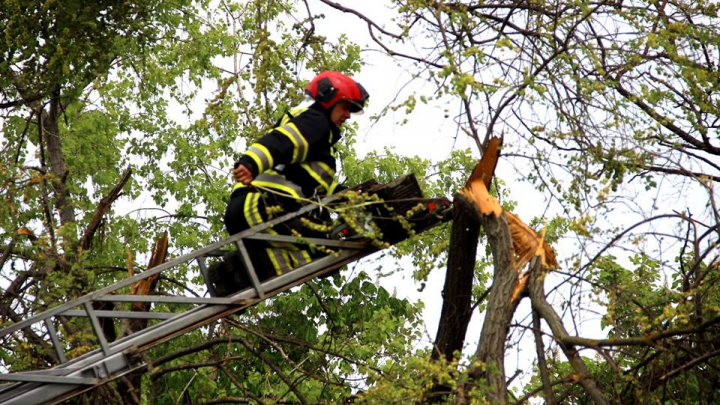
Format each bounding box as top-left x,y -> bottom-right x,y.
460,178 -> 502,217
460,136 -> 557,305
504,212 -> 557,270
460,136 -> 503,217
130,232 -> 169,298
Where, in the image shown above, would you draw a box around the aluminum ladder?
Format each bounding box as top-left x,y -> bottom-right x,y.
0,178 -> 449,405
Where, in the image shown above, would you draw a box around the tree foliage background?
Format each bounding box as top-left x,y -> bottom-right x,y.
1,0 -> 719,404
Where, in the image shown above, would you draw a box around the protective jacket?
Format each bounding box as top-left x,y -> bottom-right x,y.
223,103 -> 341,275
232,103 -> 340,199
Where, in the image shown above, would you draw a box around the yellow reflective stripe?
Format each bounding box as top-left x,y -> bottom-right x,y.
232,182 -> 247,192
254,173 -> 304,199
266,248 -> 284,275
301,163 -> 328,191
276,123 -> 308,163
301,161 -> 336,194
245,151 -> 264,173
255,144 -> 273,168
316,161 -> 338,194
275,127 -> 298,162
281,107 -> 309,125
242,192 -> 262,227
317,161 -> 335,179
246,144 -> 273,173
288,250 -> 311,267
250,193 -> 262,226
253,181 -> 300,199
282,250 -> 294,273
242,191 -> 253,224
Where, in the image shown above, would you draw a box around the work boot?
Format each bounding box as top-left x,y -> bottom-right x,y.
206,259 -> 231,297
207,251 -> 250,297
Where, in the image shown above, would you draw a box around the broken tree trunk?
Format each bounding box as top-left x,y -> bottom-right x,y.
427,137 -> 502,403
462,196 -> 517,404
431,201 -> 480,363
452,135 -> 559,403
432,137 -> 502,364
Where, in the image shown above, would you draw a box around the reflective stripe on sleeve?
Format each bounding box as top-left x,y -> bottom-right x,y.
232,182 -> 247,192
276,123 -> 308,163
231,173 -> 306,200
281,108 -> 309,125
246,144 -> 273,173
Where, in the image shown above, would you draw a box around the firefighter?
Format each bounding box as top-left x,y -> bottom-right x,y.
214,71 -> 369,293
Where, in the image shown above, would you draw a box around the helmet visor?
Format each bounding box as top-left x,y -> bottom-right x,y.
345,99 -> 365,115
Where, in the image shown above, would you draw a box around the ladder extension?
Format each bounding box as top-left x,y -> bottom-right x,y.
0,175 -> 450,405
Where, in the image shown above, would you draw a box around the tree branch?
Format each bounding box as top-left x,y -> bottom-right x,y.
529,264 -> 608,405
532,309 -> 556,405
78,168 -> 132,251
315,0 -> 402,39
237,335 -> 309,405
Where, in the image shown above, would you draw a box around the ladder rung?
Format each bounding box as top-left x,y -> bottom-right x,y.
236,240 -> 265,299
94,295 -> 248,305
44,318 -> 67,364
60,310 -> 175,320
195,257 -> 217,297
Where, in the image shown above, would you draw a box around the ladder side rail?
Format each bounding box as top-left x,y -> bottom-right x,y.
0,247 -> 374,405
235,240 -> 265,299
0,193 -> 337,339
0,375 -> 99,385
59,310 -> 175,320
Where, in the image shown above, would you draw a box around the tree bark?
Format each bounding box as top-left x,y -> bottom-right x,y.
532,308 -> 556,405
122,233 -> 169,404
432,197 -> 481,362
427,196 -> 481,403
463,210 -> 518,404
40,94 -> 76,226
528,265 -> 609,405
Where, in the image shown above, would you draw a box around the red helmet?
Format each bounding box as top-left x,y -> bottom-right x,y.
305,71 -> 369,113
